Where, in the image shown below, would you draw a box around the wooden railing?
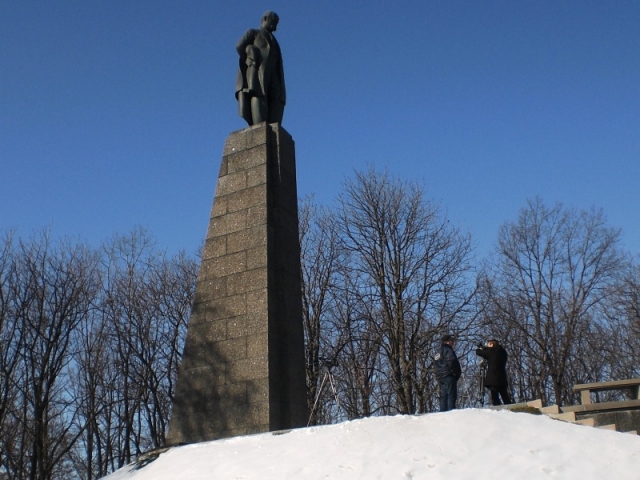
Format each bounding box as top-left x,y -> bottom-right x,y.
560,378 -> 640,413
573,378 -> 640,405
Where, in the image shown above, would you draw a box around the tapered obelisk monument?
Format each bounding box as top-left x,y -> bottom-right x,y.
166,12 -> 307,445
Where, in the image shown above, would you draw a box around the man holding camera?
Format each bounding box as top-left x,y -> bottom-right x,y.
476,339 -> 512,406
434,334 -> 462,412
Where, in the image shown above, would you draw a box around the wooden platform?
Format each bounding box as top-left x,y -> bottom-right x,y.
561,399 -> 640,413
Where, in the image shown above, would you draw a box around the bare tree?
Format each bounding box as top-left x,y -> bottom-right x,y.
94,229 -> 196,470
299,198 -> 343,425
64,300 -> 120,480
332,266 -> 383,419
0,227 -> 197,479
63,228 -> 196,479
0,232 -> 23,477
483,198 -> 624,405
0,232 -> 100,480
335,168 -> 475,414
601,260 -> 640,383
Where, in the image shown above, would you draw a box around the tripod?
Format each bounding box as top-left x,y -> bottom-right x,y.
458,371 -> 473,407
479,359 -> 487,407
308,366 -> 341,426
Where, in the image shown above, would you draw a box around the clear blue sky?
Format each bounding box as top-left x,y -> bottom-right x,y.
2,1 -> 639,259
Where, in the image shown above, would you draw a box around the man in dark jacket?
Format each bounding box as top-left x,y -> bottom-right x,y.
476,339 -> 512,405
434,334 -> 462,412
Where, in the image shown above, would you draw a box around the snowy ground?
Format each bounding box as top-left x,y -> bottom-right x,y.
103,409 -> 640,479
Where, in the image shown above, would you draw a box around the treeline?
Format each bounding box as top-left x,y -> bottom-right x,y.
0,229 -> 197,480
1,168 -> 639,479
301,168 -> 640,423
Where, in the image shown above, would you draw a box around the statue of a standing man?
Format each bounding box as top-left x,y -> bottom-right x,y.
235,11 -> 286,126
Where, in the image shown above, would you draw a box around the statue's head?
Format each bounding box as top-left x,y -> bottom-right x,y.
261,11 -> 279,32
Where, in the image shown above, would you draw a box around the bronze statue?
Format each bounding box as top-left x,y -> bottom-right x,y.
235,11 -> 286,126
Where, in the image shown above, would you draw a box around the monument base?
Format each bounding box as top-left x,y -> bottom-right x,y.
166,123 -> 308,445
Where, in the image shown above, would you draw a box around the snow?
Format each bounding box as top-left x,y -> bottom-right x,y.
102,409 -> 640,479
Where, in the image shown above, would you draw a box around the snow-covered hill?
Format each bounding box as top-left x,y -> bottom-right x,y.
103,408 -> 639,479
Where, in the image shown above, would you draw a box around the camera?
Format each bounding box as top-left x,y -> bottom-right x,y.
318,356 -> 338,369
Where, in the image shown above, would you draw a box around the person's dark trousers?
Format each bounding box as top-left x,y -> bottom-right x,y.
439,376 -> 458,412
489,386 -> 512,406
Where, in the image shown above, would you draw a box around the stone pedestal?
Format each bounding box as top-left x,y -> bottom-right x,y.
166,123 -> 308,445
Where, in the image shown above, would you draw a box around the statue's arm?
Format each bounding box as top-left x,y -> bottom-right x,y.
236,29 -> 257,59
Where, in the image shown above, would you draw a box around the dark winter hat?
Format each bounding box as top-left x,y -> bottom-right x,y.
442,334 -> 455,343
